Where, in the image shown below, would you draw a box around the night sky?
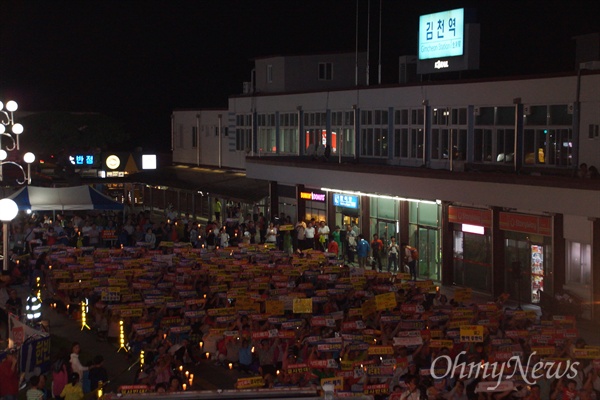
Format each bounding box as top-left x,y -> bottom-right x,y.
1,0 -> 598,152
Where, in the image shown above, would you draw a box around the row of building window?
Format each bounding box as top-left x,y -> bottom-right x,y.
180,104 -> 574,166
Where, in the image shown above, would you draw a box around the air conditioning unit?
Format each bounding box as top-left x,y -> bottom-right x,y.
523,105 -> 531,115
474,106 -> 480,116
567,103 -> 574,114
242,82 -> 252,94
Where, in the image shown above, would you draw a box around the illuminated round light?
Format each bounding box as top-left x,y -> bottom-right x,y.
0,149 -> 7,161
106,155 -> 120,169
0,199 -> 19,222
11,123 -> 23,134
5,100 -> 18,112
0,124 -> 5,134
24,152 -> 36,164
0,101 -> 3,110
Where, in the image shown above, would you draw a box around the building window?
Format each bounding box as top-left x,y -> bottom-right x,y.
258,113 -> 276,153
267,64 -> 273,83
235,114 -> 252,152
360,109 -> 388,157
192,126 -> 197,148
393,108 -> 423,160
279,112 -> 298,154
474,106 -> 516,164
304,112 -> 327,154
331,110 -> 355,156
318,62 -> 333,80
430,108 -> 467,160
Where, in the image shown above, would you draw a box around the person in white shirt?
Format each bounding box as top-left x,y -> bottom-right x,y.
219,227 -> 230,248
304,221 -> 315,250
265,223 -> 277,244
69,342 -> 88,381
317,221 -> 330,250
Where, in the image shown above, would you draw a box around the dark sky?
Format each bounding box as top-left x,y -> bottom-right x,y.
1,0 -> 598,152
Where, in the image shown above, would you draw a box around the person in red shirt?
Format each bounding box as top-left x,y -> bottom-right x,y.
327,238 -> 339,256
370,234 -> 384,271
0,350 -> 20,399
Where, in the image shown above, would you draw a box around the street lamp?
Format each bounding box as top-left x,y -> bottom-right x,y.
0,151 -> 35,185
0,198 -> 18,271
1,100 -> 24,150
0,100 -> 35,184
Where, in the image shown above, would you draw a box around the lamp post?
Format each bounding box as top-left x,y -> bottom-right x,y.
1,100 -> 34,184
0,198 -> 18,271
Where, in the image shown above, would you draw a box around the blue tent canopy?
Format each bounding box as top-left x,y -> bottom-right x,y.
7,186 -> 124,211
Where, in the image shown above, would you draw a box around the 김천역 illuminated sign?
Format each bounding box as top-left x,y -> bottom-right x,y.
418,8 -> 464,60
299,191 -> 326,202
333,193 -> 359,209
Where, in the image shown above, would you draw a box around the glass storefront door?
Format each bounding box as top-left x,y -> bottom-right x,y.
408,224 -> 441,282
453,230 -> 492,293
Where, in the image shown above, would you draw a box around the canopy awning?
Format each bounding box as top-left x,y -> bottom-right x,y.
131,166 -> 269,203
7,185 -> 124,211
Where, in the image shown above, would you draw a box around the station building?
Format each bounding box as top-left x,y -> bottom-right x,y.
166,43 -> 600,319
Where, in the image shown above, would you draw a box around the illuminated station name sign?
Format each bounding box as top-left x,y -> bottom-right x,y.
418,8 -> 464,61
300,191 -> 326,202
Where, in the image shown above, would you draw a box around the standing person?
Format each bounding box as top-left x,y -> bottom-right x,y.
51,352 -> 70,400
69,342 -> 88,382
387,237 -> 400,272
327,237 -> 339,256
399,375 -> 421,400
265,222 -> 277,245
304,221 -> 315,250
344,225 -> 357,264
5,289 -> 23,319
26,374 -> 46,400
0,350 -> 19,400
356,234 -> 370,269
295,221 -> 306,251
60,374 -> 84,400
402,243 -> 418,281
88,355 -> 108,392
219,227 -> 230,248
214,199 -> 222,222
331,225 -> 342,258
144,228 -> 156,249
317,221 -> 330,251
370,234 -> 384,271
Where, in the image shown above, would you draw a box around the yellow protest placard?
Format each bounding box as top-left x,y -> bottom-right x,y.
293,298 -> 313,314
459,325 -> 484,342
362,298 -> 377,318
375,292 -> 397,311
266,300 -> 285,316
236,376 -> 265,389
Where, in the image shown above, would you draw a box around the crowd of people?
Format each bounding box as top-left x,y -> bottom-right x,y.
1,209 -> 599,400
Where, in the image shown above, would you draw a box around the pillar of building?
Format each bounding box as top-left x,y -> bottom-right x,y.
591,218 -> 600,320
440,202 -> 454,287
269,181 -> 278,221
491,206 -> 504,298
296,184 -> 305,222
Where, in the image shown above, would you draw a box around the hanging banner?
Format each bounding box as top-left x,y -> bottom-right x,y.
20,336 -> 52,375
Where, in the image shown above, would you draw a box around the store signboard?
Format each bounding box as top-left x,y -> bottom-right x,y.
299,191 -> 326,202
333,193 -> 359,209
499,212 -> 552,236
448,206 -> 491,228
